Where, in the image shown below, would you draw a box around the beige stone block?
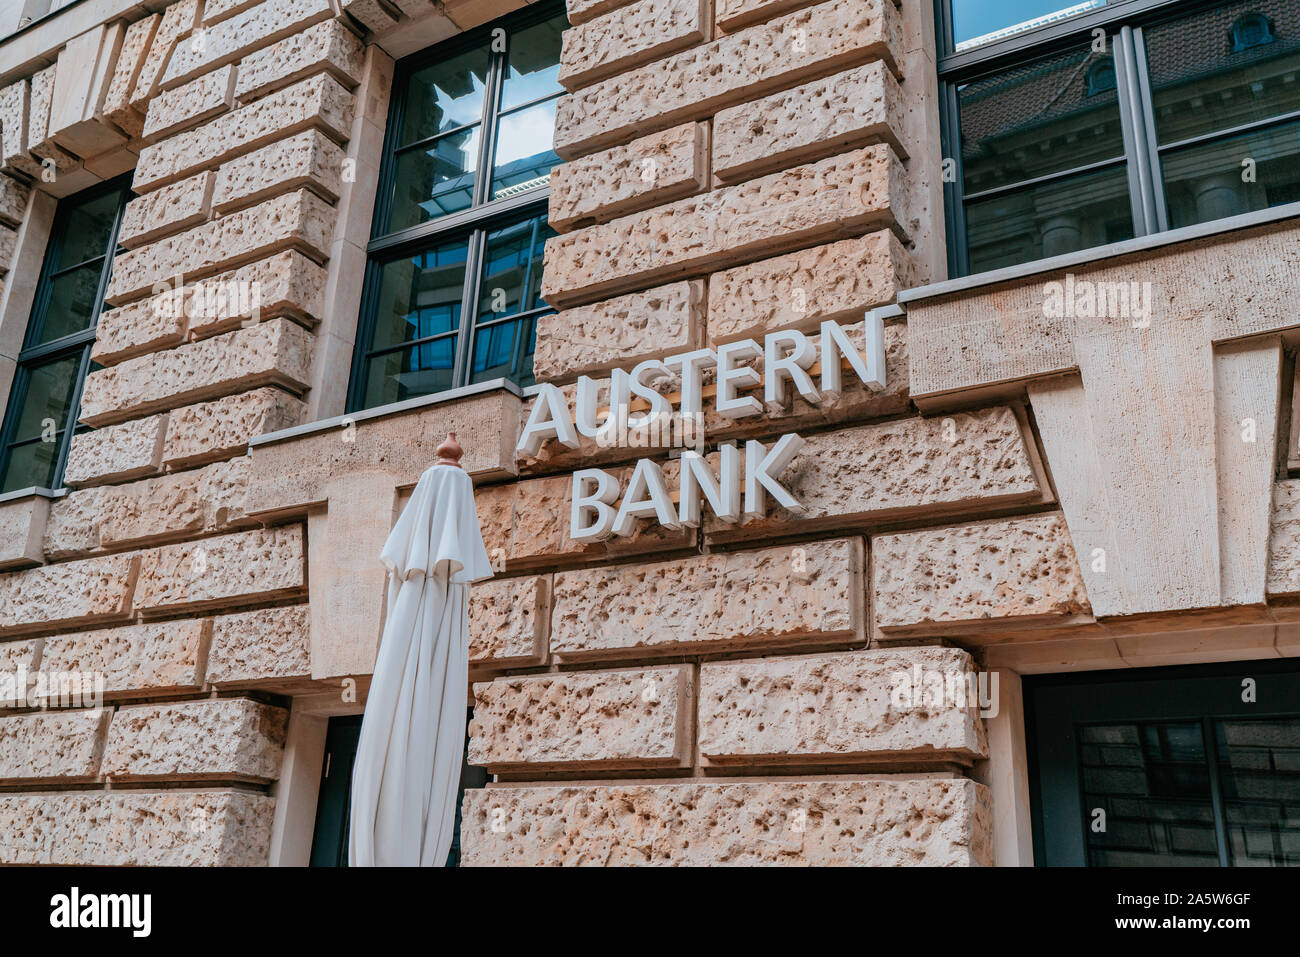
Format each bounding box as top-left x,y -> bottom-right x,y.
0,173 -> 31,228
698,647 -> 989,767
142,63 -> 236,142
469,666 -> 691,771
0,224 -> 15,275
566,0 -> 635,26
548,122 -> 707,232
0,552 -> 139,634
469,575 -> 549,667
872,514 -> 1092,635
205,0 -> 264,24
38,620 -> 209,698
0,80 -> 40,179
118,170 -> 215,250
63,413 -> 167,487
342,0 -> 402,32
134,524 -> 305,614
1269,479 -> 1300,599
0,789 -> 274,865
0,709 -> 110,783
49,25 -> 130,158
716,0 -> 808,32
79,317 -> 312,427
552,538 -> 862,661
556,0 -> 903,158
535,279 -> 702,383
235,18 -> 366,103
130,0 -> 201,112
91,285 -> 190,365
162,387 -> 306,468
207,604 -> 311,686
102,14 -> 160,137
560,0 -> 707,91
42,488 -> 105,559
0,494 -> 47,569
185,249 -> 328,338
28,65 -> 79,171
102,697 -> 286,781
0,638 -> 38,706
462,778 -> 992,865
212,129 -> 345,214
543,143 -> 912,308
98,456 -> 251,548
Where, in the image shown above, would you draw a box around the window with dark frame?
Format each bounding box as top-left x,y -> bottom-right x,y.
347,2 -> 567,413
0,176 -> 131,494
937,0 -> 1300,278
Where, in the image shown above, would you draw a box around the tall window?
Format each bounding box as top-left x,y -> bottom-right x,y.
938,0 -> 1300,276
0,177 -> 130,493
348,2 -> 566,412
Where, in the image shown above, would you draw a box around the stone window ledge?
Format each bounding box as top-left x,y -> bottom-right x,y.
0,487 -> 59,569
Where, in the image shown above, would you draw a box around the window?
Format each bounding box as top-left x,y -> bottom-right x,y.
348,2 -> 566,412
938,0 -> 1300,277
0,177 -> 131,493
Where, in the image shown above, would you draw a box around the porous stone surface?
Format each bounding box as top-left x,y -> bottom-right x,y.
0,173 -> 31,227
142,64 -> 235,142
79,317 -> 312,426
103,14 -> 160,135
102,697 -> 287,781
548,122 -> 706,232
0,638 -> 37,705
118,171 -> 215,250
0,553 -> 139,634
698,647 -> 989,766
872,514 -> 1092,632
63,414 -> 168,488
98,457 -> 251,548
542,143 -> 911,307
559,0 -> 706,91
707,230 -> 915,343
469,576 -> 549,666
42,488 -> 106,559
205,0 -> 263,24
212,129 -> 345,213
207,604 -> 311,685
0,495 -> 45,569
235,18 -> 366,102
0,80 -> 39,178
162,387 -> 306,468
1267,479 -> 1300,597
468,666 -> 690,770
462,778 -> 993,865
551,539 -> 862,660
712,60 -> 906,183
0,709 -> 110,782
38,620 -> 209,698
535,279 -> 702,382
567,0 -> 636,25
0,789 -> 275,865
133,524 -> 306,613
91,285 -> 190,365
556,0 -> 902,157
716,0 -> 809,31
130,0 -> 201,111
186,249 -> 328,337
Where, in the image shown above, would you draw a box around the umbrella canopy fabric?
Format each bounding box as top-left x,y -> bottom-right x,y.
349,463 -> 492,867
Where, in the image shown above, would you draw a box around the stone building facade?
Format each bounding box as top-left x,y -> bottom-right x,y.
0,0 -> 1297,866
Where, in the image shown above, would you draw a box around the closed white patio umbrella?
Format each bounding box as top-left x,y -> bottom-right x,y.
349,433 -> 492,867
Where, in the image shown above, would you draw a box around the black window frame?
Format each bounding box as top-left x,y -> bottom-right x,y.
0,174 -> 131,493
346,0 -> 566,414
936,0 -> 1300,278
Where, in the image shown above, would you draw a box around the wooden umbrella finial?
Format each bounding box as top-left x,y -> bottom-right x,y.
435,431 -> 464,468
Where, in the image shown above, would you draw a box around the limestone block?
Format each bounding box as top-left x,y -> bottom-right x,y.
235,18 -> 366,103
63,413 -> 167,487
469,666 -> 691,770
556,0 -> 903,158
212,129 -> 345,214
205,0 -> 264,24
549,122 -> 706,233
118,170 -> 215,249
469,575 -> 549,667
49,24 -> 130,157
716,0 -> 808,32
134,524 -> 306,614
342,0 -> 401,32
91,285 -> 190,365
0,224 -> 14,274
162,387 -> 307,468
142,63 -> 236,142
0,638 -> 38,706
0,173 -> 31,228
698,647 -> 989,766
102,14 -> 160,136
872,514 -> 1092,634
707,230 -> 914,344
107,189 -> 334,304
207,604 -> 311,686
28,64 -> 79,171
543,143 -> 912,308
559,0 -> 707,91
0,709 -> 110,782
98,456 -> 252,548
713,60 -> 906,183
0,494 -> 47,569
0,552 -> 140,634
185,249 -> 327,337
134,73 -> 353,192
102,697 -> 287,781
38,620 -> 209,698
130,0 -> 201,112
79,317 -> 312,426
0,80 -> 40,178
535,279 -> 702,382
42,488 -> 105,559
566,0 -> 635,26
462,778 -> 993,865
1267,479 -> 1300,598
0,789 -> 275,865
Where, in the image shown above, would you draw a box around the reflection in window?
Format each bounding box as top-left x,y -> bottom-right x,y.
952,0 -> 1106,52
1231,12 -> 1276,52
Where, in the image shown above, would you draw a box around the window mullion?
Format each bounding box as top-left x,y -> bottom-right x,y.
474,37 -> 506,210
1130,26 -> 1169,232
453,229 -> 486,388
1115,26 -> 1158,237
1201,716 -> 1232,867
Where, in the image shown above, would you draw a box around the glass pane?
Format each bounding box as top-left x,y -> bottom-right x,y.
491,98 -> 560,199
499,13 -> 565,111
1145,0 -> 1300,146
51,189 -> 120,270
31,262 -> 103,345
1215,718 -> 1300,866
400,46 -> 492,144
470,312 -> 538,387
361,339 -> 457,408
1160,117 -> 1300,230
1079,721 -> 1218,867
387,127 -> 481,230
8,353 -> 81,443
964,163 -> 1133,273
477,214 -> 551,321
1,437 -> 62,493
958,47 -> 1126,194
369,238 -> 469,352
951,0 -> 1107,51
